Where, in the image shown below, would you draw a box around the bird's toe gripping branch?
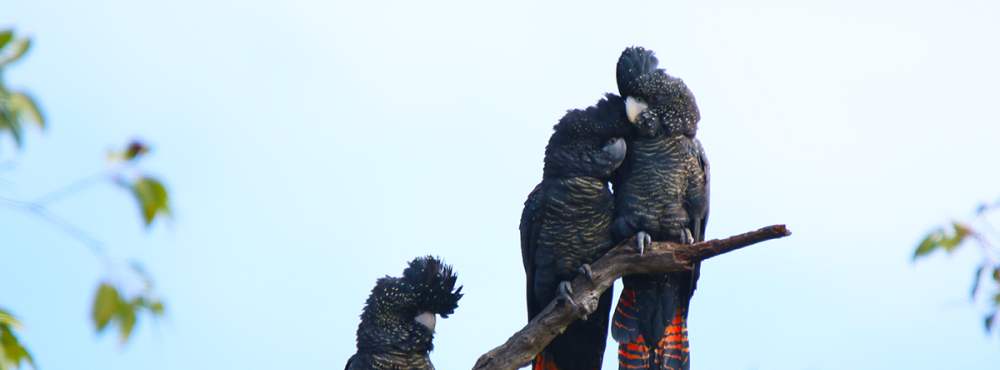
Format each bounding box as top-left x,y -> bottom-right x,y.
680,228 -> 694,245
578,264 -> 594,282
635,231 -> 652,256
557,281 -> 592,319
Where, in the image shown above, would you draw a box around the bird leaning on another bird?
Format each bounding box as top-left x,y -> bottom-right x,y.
345,256 -> 463,370
520,91 -> 632,370
610,46 -> 711,370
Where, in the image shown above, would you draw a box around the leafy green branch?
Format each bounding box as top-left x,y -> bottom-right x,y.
914,198 -> 1000,336
0,28 -> 174,368
0,30 -> 42,150
92,262 -> 166,345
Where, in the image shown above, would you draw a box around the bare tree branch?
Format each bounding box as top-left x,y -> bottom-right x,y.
472,224 -> 792,370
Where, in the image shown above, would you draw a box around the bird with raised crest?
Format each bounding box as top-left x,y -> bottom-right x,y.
345,256 -> 463,370
610,46 -> 710,370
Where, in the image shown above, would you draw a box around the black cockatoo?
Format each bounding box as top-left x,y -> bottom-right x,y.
520,95 -> 631,370
610,47 -> 710,370
345,256 -> 463,370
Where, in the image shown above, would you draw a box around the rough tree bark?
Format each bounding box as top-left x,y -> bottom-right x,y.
471,224 -> 791,370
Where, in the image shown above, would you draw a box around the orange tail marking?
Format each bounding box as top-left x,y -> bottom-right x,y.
618,334 -> 652,369
657,309 -> 691,368
532,352 -> 560,370
619,289 -> 637,307
657,310 -> 689,349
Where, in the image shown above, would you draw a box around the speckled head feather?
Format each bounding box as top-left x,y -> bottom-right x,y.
632,70 -> 700,137
616,47 -> 701,138
617,46 -> 660,98
542,94 -> 630,179
402,256 -> 463,318
347,256 -> 463,370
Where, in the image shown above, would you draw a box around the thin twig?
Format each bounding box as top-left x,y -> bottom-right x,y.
471,225 -> 791,370
32,171 -> 108,205
0,194 -> 110,264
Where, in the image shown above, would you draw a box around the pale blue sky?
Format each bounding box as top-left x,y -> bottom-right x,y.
3,0 -> 1000,369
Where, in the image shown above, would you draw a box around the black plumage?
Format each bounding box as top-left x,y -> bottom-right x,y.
611,47 -> 710,370
345,256 -> 463,370
520,95 -> 631,370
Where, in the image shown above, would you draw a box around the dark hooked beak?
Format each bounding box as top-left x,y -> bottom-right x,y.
603,137 -> 627,163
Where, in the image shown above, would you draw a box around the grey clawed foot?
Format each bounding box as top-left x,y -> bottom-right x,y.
681,228 -> 694,244
558,281 -> 575,306
578,264 -> 593,282
558,280 -> 590,319
635,231 -> 651,256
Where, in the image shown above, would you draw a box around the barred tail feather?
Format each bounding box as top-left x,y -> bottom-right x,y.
618,335 -> 652,370
612,288 -> 641,343
658,309 -> 690,370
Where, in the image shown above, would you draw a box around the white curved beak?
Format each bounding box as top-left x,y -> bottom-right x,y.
414,311 -> 436,331
625,96 -> 648,124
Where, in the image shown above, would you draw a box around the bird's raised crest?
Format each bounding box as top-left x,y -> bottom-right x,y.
402,256 -> 463,317
617,46 -> 660,97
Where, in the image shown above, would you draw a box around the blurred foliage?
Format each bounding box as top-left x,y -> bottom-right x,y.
91,277 -> 165,345
109,140 -> 172,227
1,27 -> 174,365
913,222 -> 973,259
130,176 -> 170,227
0,309 -> 34,370
0,30 -> 44,149
914,198 -> 1000,336
91,263 -> 166,345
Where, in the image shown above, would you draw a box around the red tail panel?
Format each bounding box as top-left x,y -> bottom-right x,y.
612,288 -> 641,343
532,352 -> 560,370
617,334 -> 651,369
657,309 -> 690,370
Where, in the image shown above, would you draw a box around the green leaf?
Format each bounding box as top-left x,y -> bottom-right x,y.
148,300 -> 165,317
939,222 -> 972,252
9,92 -> 43,129
116,300 -> 138,344
0,38 -> 30,67
131,177 -> 170,227
0,320 -> 35,370
92,283 -> 120,332
913,228 -> 944,260
0,107 -> 23,148
0,31 -> 12,51
0,309 -> 19,329
987,312 -> 997,333
912,223 -> 974,260
993,267 -> 1000,282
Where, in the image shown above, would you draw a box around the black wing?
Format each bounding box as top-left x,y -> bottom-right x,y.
344,354 -> 360,370
687,138 -> 710,242
685,138 -> 710,295
519,183 -> 546,320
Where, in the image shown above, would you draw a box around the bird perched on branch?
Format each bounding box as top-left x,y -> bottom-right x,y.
520,94 -> 631,370
610,47 -> 710,370
345,256 -> 463,370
